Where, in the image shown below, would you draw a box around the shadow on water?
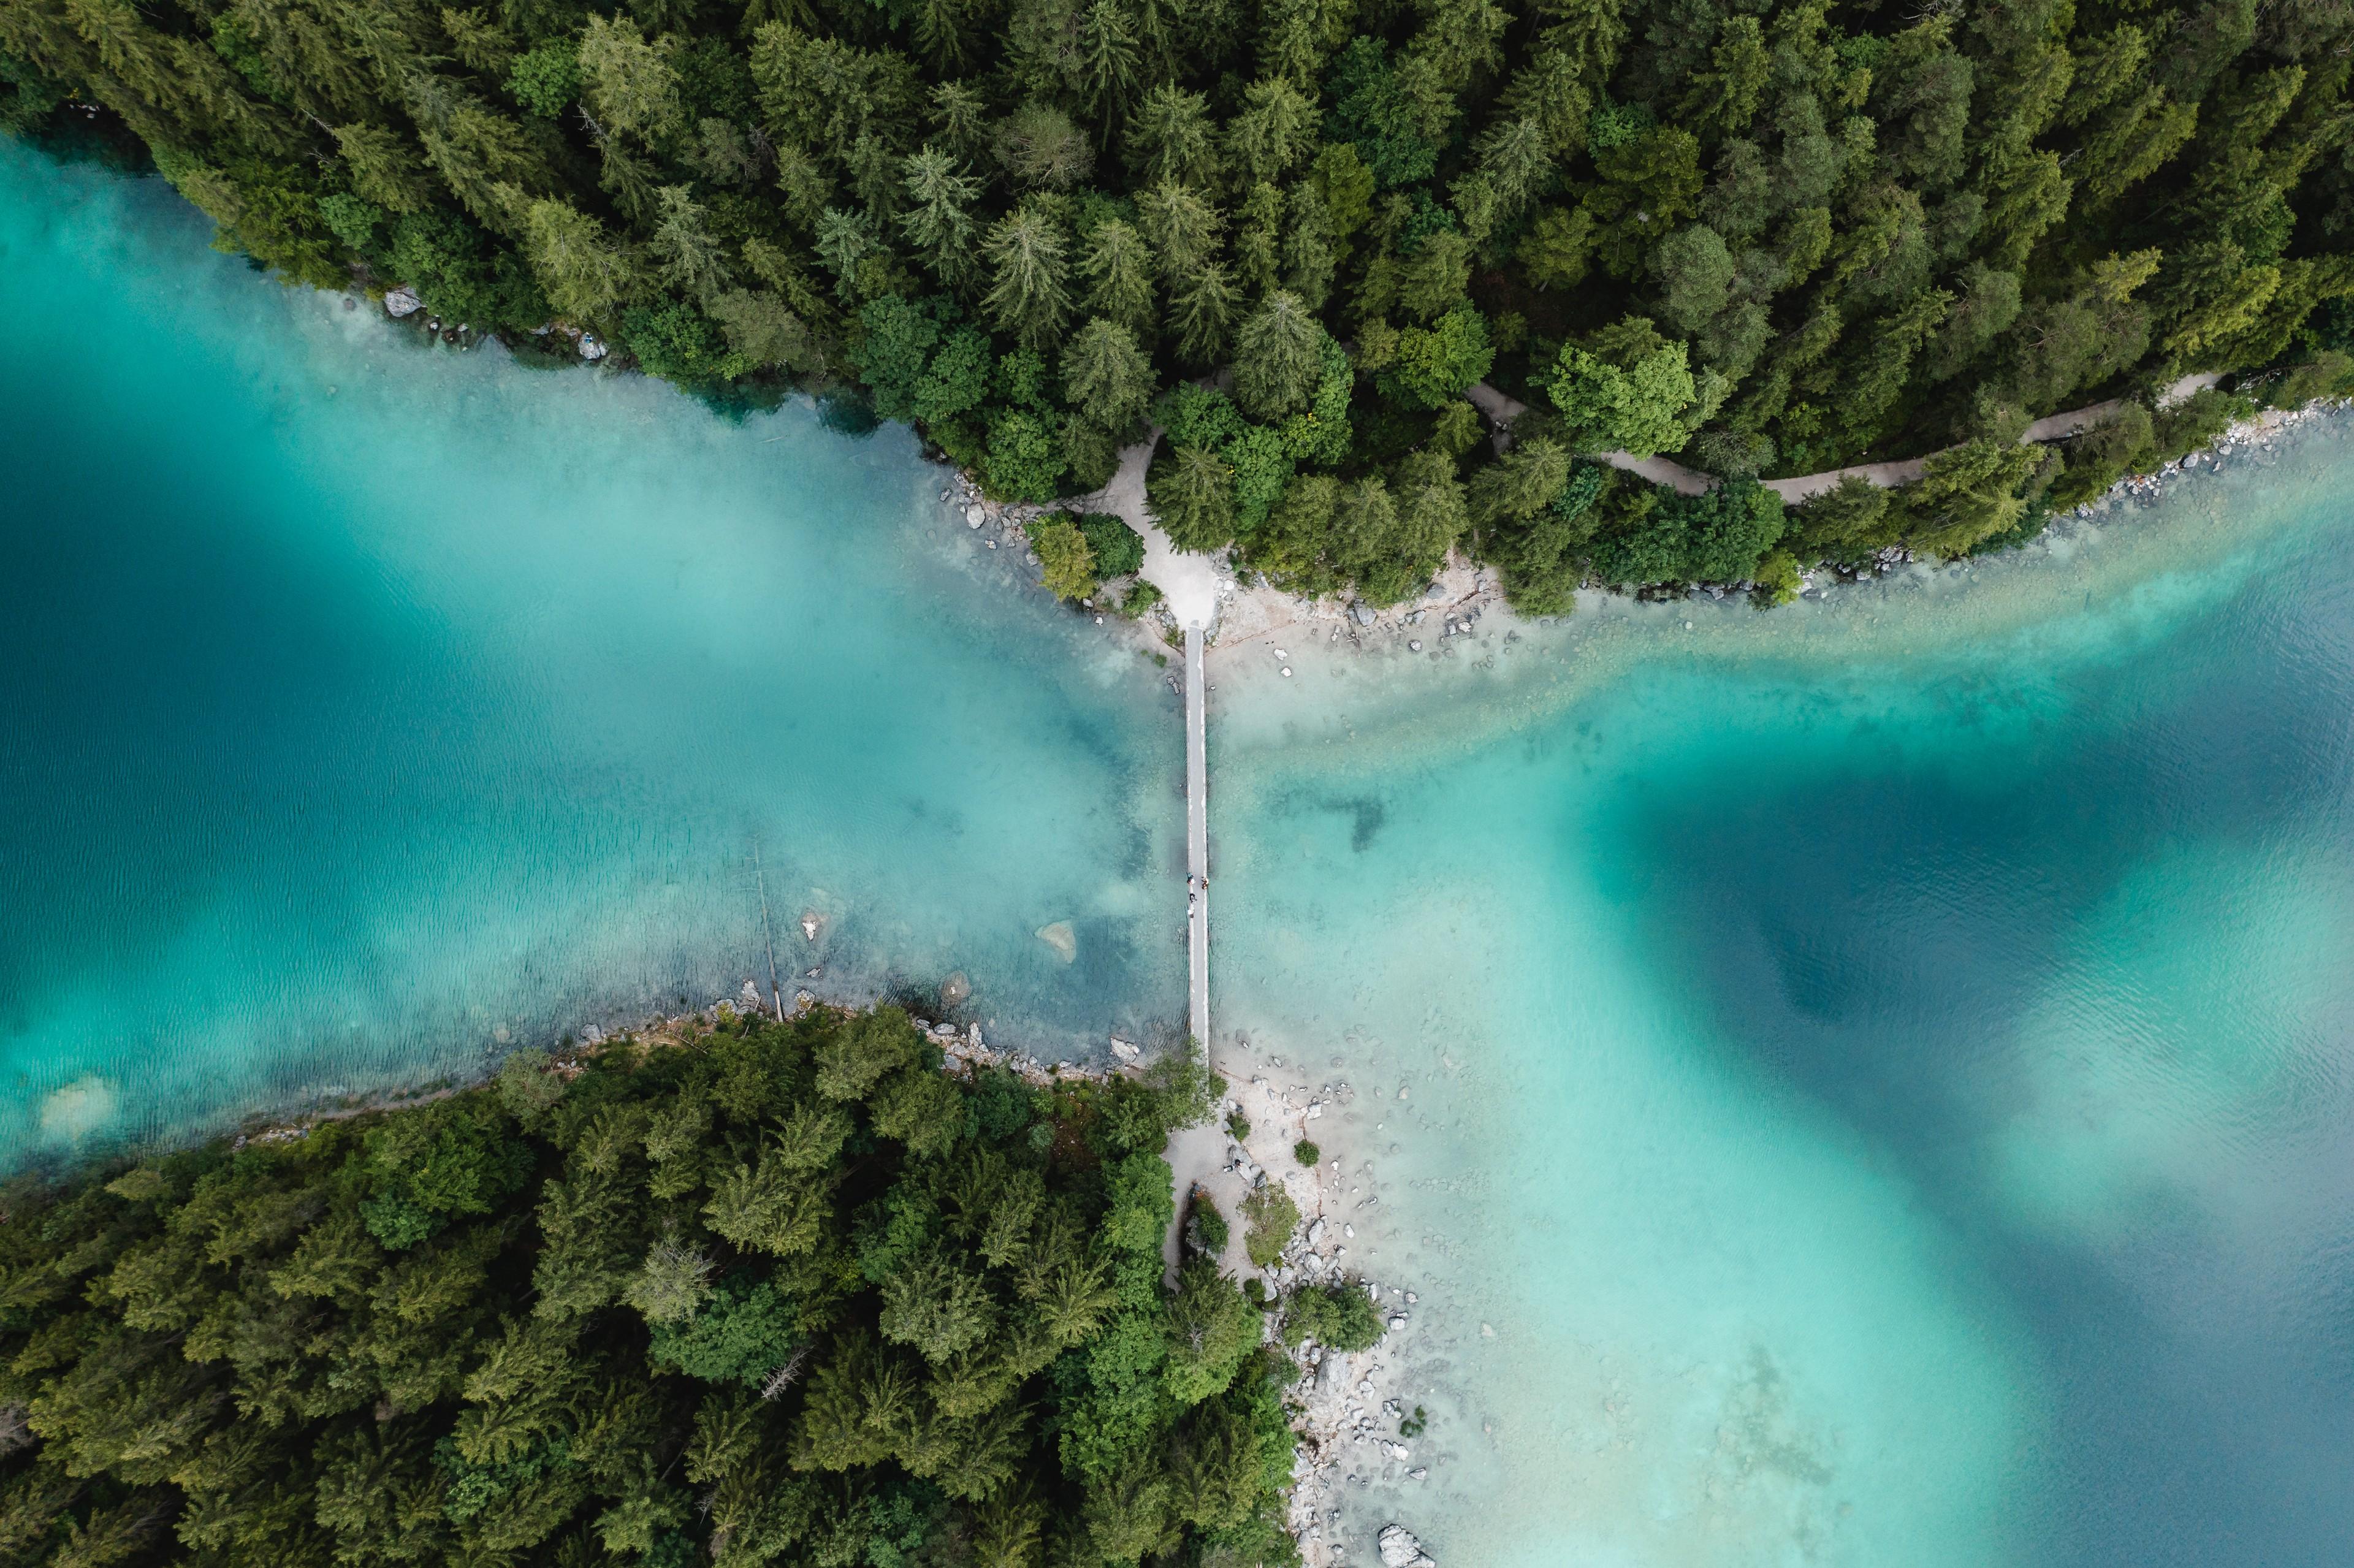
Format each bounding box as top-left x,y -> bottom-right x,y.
1585,563 -> 2354,1566
1260,788 -> 1390,852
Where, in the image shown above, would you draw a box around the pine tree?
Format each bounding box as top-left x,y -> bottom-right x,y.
650,186 -> 733,301
813,206 -> 875,301
1165,259 -> 1236,365
1070,0 -> 1141,132
1080,219 -> 1157,336
1062,318 -> 1156,433
1123,86 -> 1219,186
1231,290 -> 1321,420
1468,436 -> 1571,525
1136,180 -> 1222,281
1147,444 -> 1238,549
898,145 -> 983,286
982,207 -> 1075,350
523,198 -> 641,320
1224,77 -> 1320,187
332,123 -> 436,213
578,13 -> 680,145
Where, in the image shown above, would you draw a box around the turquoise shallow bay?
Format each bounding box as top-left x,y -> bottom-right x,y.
8,141 -> 2354,1563
1211,428 -> 2354,1562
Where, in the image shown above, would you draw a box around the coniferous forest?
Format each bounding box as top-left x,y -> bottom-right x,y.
4,0 -> 2353,603
0,1010 -> 1301,1567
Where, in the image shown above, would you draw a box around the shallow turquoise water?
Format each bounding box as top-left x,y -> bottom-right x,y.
0,142 -> 1186,1152
10,142 -> 2354,1564
1213,436 -> 2354,1563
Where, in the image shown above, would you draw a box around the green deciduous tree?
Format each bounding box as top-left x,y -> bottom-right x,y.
1546,318 -> 1696,455
1378,302 -> 1494,409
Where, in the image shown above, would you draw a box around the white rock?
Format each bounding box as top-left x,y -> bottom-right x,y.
1110,1039 -> 1141,1062
741,981 -> 761,1005
965,505 -> 986,528
383,286 -> 422,318
1379,1524 -> 1437,1568
1305,1219 -> 1327,1248
579,334 -> 608,360
1386,1443 -> 1411,1461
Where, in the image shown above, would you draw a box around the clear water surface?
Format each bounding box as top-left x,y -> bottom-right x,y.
1213,430 -> 2354,1564
8,141 -> 2354,1565
0,141 -> 1187,1152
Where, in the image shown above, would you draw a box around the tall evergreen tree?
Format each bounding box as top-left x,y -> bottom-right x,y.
982,206 -> 1075,350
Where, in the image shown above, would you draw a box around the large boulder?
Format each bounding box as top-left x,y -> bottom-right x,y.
383,286 -> 422,318
1379,1524 -> 1437,1567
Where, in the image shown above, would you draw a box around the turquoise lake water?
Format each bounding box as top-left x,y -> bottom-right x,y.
0,142 -> 1187,1151
8,139 -> 2354,1564
1213,435 -> 2354,1562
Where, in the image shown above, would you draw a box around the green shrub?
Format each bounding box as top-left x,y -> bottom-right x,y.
1293,1139 -> 1320,1166
622,299 -> 752,384
2151,387 -> 2256,465
1183,1187 -> 1230,1257
2046,402 -> 2157,510
983,409 -> 1070,502
506,40 -> 581,118
1752,547 -> 1802,606
2265,351 -> 2354,409
1075,511 -> 1145,576
1240,1184 -> 1300,1268
1279,1281 -> 1384,1351
1024,512 -> 1097,599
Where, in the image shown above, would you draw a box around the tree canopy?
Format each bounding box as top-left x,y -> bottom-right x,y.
10,0 -> 2354,602
0,1007 -> 1303,1568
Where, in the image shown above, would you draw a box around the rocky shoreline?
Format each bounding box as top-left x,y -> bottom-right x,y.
930,386 -> 2348,670
1161,1029 -> 1449,1568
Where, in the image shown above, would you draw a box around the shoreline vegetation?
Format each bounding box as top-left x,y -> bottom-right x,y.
12,0 -> 2354,619
0,1000 -> 1420,1568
